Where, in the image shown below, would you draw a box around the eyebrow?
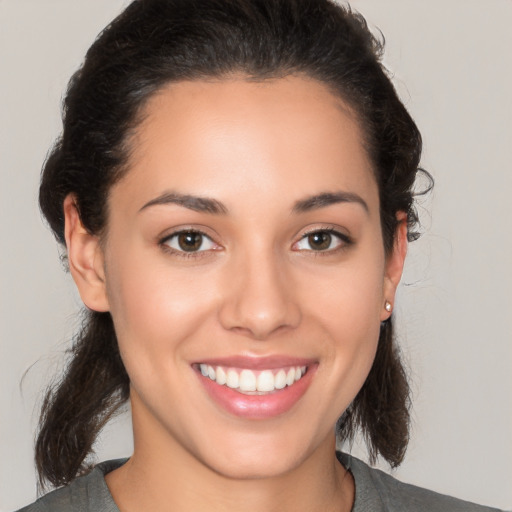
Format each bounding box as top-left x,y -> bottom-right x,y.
139,190 -> 368,216
139,192 -> 228,214
292,191 -> 369,214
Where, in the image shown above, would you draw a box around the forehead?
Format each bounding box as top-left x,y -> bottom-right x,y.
113,75 -> 378,214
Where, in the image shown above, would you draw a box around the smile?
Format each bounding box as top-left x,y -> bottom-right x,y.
194,359 -> 316,419
198,364 -> 308,394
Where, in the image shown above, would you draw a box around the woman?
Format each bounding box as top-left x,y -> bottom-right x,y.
12,1 -> 504,511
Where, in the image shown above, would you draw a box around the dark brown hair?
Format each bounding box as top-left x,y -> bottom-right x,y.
37,0 -> 429,488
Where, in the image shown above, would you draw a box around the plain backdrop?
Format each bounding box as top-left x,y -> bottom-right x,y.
1,1 -> 511,510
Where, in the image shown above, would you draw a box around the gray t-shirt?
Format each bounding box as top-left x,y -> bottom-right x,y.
16,453 -> 503,511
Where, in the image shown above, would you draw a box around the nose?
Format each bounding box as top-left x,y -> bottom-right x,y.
218,251 -> 301,340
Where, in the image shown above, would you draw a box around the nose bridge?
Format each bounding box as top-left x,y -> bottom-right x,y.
218,242 -> 301,339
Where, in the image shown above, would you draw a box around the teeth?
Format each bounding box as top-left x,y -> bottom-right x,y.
274,369 -> 287,390
216,366 -> 226,385
226,369 -> 239,389
199,364 -> 308,393
239,369 -> 257,392
257,370 -> 275,392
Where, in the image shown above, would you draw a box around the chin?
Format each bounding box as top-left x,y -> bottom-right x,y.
204,450 -> 303,481
194,426 -> 331,481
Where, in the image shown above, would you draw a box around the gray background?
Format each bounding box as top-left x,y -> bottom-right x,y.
1,1 -> 511,510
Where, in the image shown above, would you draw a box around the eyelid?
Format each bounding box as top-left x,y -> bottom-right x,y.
158,224 -> 220,243
158,226 -> 222,256
292,225 -> 353,252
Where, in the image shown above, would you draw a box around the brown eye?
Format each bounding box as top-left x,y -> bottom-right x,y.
163,231 -> 216,253
307,232 -> 332,251
178,232 -> 203,251
294,229 -> 349,252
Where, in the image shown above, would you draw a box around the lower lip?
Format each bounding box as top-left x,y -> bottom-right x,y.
197,366 -> 316,419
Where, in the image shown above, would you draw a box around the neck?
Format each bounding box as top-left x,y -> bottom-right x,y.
107,448 -> 353,512
106,398 -> 354,512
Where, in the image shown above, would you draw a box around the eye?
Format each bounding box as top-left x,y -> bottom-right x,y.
294,229 -> 350,252
162,230 -> 217,253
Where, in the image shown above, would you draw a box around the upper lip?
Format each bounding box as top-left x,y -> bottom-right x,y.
192,355 -> 316,370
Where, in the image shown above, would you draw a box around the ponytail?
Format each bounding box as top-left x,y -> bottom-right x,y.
337,318 -> 411,467
35,311 -> 129,488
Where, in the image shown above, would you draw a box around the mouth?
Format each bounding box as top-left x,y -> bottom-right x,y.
196,364 -> 308,394
193,357 -> 316,419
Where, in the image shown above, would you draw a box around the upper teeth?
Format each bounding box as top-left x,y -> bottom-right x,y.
199,364 -> 307,393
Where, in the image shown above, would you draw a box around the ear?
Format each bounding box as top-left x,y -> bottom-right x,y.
63,194 -> 110,312
381,211 -> 408,321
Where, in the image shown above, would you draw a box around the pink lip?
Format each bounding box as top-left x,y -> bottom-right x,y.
193,355 -> 314,370
194,357 -> 318,419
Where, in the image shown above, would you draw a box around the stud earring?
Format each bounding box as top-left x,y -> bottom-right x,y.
385,301 -> 392,312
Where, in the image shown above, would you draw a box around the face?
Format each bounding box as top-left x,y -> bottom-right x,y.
66,75 -> 406,479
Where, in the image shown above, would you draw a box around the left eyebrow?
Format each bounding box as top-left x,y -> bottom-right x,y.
292,191 -> 369,214
139,192 -> 228,214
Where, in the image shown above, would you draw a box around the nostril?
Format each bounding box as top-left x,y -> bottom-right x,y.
215,256 -> 301,340
217,274 -> 301,339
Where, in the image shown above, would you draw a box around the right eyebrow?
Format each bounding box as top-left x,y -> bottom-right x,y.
138,191 -> 228,215
292,191 -> 369,215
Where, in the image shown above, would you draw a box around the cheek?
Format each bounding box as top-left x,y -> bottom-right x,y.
301,249 -> 385,398
104,257 -> 223,425
305,252 -> 385,337
104,252 -> 218,362
323,275 -> 382,372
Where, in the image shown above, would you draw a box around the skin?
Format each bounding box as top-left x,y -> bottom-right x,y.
64,75 -> 407,512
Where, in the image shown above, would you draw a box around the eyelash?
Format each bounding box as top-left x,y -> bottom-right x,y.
159,226 -> 353,259
159,229 -> 219,259
293,227 -> 353,255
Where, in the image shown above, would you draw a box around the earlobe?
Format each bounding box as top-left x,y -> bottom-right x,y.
63,194 -> 110,312
381,212 -> 408,321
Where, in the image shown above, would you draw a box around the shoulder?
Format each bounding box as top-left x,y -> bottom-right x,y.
338,453 -> 503,512
15,459 -> 126,512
